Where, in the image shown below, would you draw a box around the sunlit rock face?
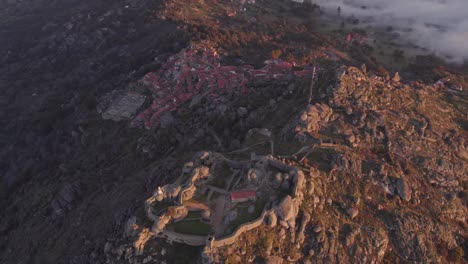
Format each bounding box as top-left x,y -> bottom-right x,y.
314,0 -> 468,63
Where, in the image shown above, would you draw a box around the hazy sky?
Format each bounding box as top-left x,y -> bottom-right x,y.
315,0 -> 468,63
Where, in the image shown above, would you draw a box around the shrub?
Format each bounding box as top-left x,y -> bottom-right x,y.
447,247 -> 464,262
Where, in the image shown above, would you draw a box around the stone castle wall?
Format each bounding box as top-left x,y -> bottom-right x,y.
145,153 -> 305,249
160,230 -> 208,246
211,209 -> 274,247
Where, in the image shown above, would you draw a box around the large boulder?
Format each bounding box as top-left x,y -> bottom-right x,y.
275,196 -> 299,222
265,211 -> 278,228
301,103 -> 333,133
201,209 -> 211,220
291,170 -> 306,194
347,207 -> 359,219
396,177 -> 411,202
296,212 -> 311,244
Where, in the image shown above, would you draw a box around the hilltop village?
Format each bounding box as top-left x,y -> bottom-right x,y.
0,0 -> 466,263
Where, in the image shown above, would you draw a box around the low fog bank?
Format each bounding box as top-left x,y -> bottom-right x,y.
314,0 -> 468,63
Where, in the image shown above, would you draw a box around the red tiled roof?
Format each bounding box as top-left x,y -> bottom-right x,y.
131,45 -> 317,129
230,191 -> 256,200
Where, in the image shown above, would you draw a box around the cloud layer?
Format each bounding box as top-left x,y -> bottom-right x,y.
314,0 -> 468,63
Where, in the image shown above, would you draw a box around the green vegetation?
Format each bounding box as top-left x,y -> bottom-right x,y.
171,244 -> 204,264
185,211 -> 203,219
170,220 -> 212,236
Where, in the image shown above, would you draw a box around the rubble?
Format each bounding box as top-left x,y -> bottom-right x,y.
295,103 -> 333,138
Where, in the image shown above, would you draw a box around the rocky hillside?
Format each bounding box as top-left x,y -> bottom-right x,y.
102,62 -> 467,263
0,0 -> 466,263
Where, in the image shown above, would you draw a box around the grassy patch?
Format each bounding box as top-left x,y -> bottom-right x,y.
171,244 -> 204,264
170,220 -> 212,236
186,211 -> 203,219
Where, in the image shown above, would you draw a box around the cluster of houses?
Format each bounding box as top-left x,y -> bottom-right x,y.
131,45 -> 316,129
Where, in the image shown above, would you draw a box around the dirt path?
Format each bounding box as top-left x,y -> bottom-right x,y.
212,196 -> 227,237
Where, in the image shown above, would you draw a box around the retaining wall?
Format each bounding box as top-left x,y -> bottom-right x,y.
211,209 -> 274,247
160,230 -> 208,246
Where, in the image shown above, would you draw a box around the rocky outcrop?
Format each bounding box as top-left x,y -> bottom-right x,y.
346,208 -> 359,219
155,184 -> 182,202
293,103 -> 333,141
100,59 -> 467,264
168,206 -> 188,221
296,212 -> 310,244
275,195 -> 300,229
153,214 -> 171,233
395,177 -> 411,202
265,211 -> 278,228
